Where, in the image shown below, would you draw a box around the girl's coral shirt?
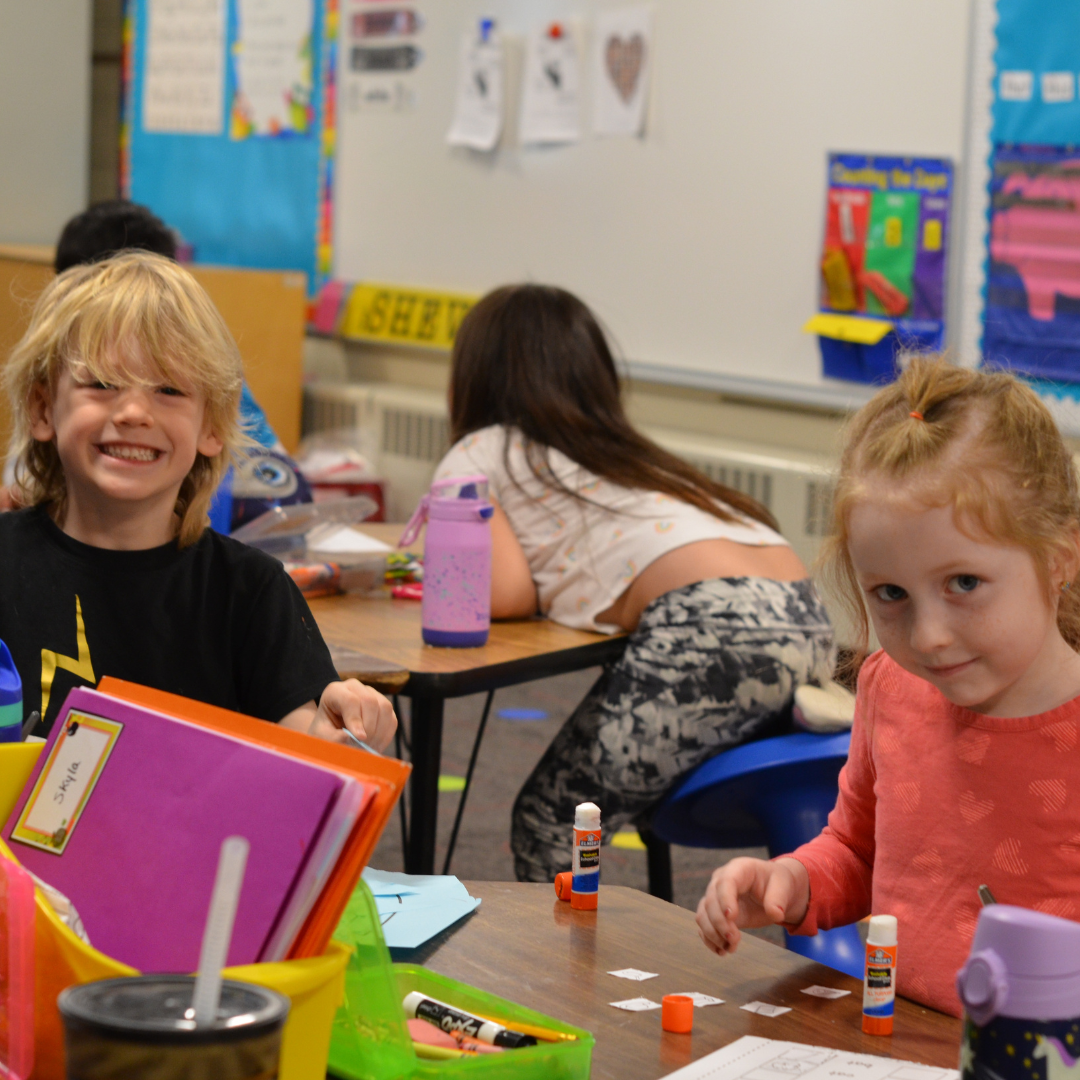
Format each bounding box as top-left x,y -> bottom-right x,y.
788,649 -> 1080,1016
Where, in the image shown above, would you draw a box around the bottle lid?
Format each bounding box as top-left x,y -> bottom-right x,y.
957,904 -> 1080,1023
574,802 -> 601,828
662,995 -> 694,1034
867,915 -> 897,947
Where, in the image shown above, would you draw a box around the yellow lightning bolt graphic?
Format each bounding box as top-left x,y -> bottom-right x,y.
41,596 -> 95,720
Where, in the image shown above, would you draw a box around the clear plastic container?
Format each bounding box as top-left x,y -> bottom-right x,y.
230,495 -> 380,561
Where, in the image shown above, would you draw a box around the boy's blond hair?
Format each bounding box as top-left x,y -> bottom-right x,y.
5,251 -> 244,546
823,357 -> 1080,663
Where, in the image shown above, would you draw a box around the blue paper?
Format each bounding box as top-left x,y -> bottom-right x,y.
362,869 -> 481,950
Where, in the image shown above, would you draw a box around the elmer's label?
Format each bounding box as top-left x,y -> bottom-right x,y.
862,944 -> 897,1032
572,828 -> 600,895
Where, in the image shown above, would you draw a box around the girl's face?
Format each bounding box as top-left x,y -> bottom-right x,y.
847,491 -> 1080,718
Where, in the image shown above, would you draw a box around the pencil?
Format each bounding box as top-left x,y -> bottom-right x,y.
471,1013 -> 577,1043
413,1042 -> 472,1060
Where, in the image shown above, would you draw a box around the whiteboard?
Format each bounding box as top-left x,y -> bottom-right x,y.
334,0 -> 971,400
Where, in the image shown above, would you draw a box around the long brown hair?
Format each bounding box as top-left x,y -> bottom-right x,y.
822,356 -> 1080,660
448,284 -> 778,530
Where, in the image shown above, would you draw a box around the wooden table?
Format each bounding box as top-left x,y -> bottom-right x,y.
309,525 -> 628,874
420,883 -> 961,1080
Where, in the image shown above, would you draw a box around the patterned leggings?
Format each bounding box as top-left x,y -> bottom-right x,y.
511,577 -> 835,882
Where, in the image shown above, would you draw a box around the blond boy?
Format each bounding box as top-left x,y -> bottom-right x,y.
2,252 -> 395,747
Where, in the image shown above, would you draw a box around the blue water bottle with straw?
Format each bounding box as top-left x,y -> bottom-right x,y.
0,640 -> 22,743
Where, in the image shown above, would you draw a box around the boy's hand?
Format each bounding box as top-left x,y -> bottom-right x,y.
280,680 -> 397,751
696,856 -> 810,956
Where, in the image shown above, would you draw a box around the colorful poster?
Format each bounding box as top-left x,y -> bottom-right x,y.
983,145 -> 1080,380
819,153 -> 953,350
231,0 -> 315,138
976,0 -> 1080,384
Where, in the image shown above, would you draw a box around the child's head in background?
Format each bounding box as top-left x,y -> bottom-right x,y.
6,251 -> 243,547
825,357 -> 1080,716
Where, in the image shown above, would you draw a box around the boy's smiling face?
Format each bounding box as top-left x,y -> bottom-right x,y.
30,342 -> 224,548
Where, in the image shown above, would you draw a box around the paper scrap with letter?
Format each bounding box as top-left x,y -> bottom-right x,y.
447,31 -> 504,151
519,25 -> 581,145
593,6 -> 652,136
144,0 -> 227,134
800,985 -> 851,999
609,997 -> 662,1011
660,1035 -> 959,1080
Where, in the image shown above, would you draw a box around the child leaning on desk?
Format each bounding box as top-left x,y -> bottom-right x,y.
433,284 -> 835,883
697,358 -> 1080,1017
0,251 -> 396,749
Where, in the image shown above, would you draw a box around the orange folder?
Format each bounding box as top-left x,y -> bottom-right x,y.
97,677 -> 411,960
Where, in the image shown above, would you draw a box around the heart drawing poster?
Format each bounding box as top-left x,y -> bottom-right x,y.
593,6 -> 653,137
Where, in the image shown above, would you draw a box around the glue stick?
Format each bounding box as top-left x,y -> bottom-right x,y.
862,915 -> 897,1035
571,802 -> 601,910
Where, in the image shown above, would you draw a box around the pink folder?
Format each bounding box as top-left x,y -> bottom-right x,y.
3,687 -> 359,972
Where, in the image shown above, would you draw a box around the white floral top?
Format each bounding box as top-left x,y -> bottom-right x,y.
434,425 -> 789,634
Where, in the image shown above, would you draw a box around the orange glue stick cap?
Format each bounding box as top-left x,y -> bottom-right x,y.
662,995 -> 694,1034
554,872 -> 572,901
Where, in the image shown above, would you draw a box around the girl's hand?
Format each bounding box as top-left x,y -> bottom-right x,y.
696,857 -> 810,956
280,680 -> 398,751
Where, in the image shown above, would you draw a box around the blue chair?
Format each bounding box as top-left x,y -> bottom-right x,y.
644,730 -> 864,979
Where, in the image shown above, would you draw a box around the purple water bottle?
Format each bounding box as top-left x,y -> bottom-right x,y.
399,476 -> 494,647
957,904 -> 1080,1080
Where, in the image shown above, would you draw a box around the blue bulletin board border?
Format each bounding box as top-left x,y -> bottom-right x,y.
123,0 -> 333,293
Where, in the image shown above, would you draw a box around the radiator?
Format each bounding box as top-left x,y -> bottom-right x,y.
303,382 -> 838,564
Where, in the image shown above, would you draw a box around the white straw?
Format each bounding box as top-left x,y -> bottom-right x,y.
192,836 -> 250,1028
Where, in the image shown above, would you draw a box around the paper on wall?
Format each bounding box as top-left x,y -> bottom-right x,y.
593,6 -> 653,137
232,0 -> 315,138
519,25 -> 581,145
144,0 -> 228,134
447,30 -> 504,151
660,1034 -> 959,1080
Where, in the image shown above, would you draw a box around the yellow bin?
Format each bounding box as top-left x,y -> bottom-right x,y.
0,746 -> 350,1080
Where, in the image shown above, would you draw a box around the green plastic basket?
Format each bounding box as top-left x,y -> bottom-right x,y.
328,882 -> 594,1079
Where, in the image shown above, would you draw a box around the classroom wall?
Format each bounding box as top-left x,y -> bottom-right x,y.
304,338 -> 848,459
0,1 -> 92,244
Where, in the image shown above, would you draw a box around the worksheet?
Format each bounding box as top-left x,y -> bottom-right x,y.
661,1035 -> 959,1080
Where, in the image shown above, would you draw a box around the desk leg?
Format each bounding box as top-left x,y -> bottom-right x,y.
405,695 -> 444,874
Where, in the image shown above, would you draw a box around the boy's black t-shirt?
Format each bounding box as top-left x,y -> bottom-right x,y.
0,507 -> 340,736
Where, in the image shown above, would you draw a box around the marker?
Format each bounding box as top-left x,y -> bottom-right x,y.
479,17 -> 495,43
978,884 -> 996,907
341,726 -> 381,756
402,992 -> 537,1048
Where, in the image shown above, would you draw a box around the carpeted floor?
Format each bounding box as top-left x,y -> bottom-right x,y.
368,667 -> 783,945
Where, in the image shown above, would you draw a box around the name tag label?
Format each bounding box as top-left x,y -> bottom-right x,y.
11,710 -> 123,854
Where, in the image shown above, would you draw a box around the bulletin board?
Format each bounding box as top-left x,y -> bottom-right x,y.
957,0 -> 1080,385
333,0 -> 971,405
123,0 -> 337,291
